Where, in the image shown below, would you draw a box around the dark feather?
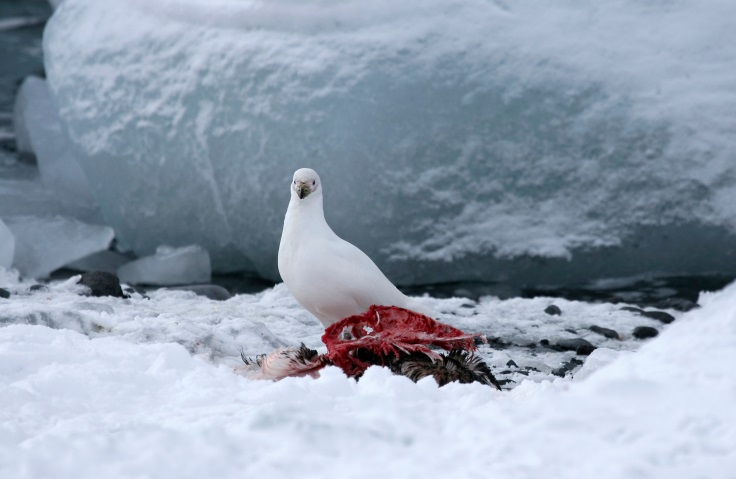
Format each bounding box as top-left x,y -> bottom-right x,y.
393,350 -> 501,390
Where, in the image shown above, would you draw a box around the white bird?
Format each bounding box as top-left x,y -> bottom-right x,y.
278,168 -> 434,328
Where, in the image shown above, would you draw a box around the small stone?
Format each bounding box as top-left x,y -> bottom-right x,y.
556,338 -> 596,356
633,326 -> 658,339
0,288 -> 9,299
639,310 -> 675,324
653,298 -> 698,312
622,306 -> 676,324
166,284 -> 232,301
506,359 -> 518,368
552,358 -> 584,377
589,325 -> 619,340
77,271 -> 127,298
544,305 -> 562,316
576,343 -> 596,356
29,284 -> 48,292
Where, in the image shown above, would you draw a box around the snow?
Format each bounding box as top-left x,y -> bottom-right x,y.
3,216 -> 114,279
0,274 -> 734,478
117,245 -> 211,286
0,219 -> 14,269
43,0 -> 736,285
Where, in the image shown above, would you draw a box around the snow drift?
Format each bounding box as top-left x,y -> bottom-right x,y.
0,274 -> 734,478
43,0 -> 736,284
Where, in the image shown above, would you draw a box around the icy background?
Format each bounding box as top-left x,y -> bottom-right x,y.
31,0 -> 736,284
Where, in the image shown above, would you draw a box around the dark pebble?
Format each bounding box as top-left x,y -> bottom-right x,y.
506,359 -> 518,368
589,325 -> 619,340
653,298 -> 698,312
0,288 -> 9,299
633,326 -> 659,339
29,284 -> 48,292
167,284 -> 232,301
486,337 -> 510,349
552,358 -> 584,377
556,338 -> 596,356
621,306 -> 676,324
544,305 -> 562,316
539,339 -> 564,351
77,271 -> 127,298
639,310 -> 675,324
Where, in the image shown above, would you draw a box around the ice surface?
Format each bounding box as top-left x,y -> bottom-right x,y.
4,215 -> 114,279
117,245 -> 211,286
65,249 -> 132,274
0,163 -> 102,223
43,0 -> 736,284
13,76 -> 96,206
0,218 -> 14,269
0,274 -> 733,477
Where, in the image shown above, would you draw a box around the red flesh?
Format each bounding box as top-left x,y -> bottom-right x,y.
322,305 -> 484,377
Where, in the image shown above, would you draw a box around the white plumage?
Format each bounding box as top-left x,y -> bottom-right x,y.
278,168 -> 433,328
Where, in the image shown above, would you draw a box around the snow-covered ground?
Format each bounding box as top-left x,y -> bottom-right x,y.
1,270 -> 733,478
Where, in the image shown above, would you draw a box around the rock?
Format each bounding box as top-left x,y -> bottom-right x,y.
589,325 -> 619,340
653,297 -> 698,312
506,359 -> 518,368
29,284 -> 49,292
166,284 -> 232,301
77,271 -> 126,298
544,304 -> 562,316
551,358 -> 584,377
639,310 -> 675,324
633,326 -> 659,339
0,288 -> 9,299
556,338 -> 596,356
621,306 -> 676,324
539,339 -> 564,352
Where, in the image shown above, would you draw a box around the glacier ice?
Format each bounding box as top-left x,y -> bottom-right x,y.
42,0 -> 736,285
117,245 -> 211,286
4,215 -> 114,279
0,218 -> 14,269
66,250 -> 133,274
13,76 -> 96,207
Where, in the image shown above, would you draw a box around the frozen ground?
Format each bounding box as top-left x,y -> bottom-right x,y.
1,269 -> 734,478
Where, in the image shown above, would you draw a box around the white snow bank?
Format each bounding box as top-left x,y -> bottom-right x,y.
43,0 -> 736,284
0,280 -> 733,478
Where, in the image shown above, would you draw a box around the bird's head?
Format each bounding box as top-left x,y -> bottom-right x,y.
291,168 -> 322,201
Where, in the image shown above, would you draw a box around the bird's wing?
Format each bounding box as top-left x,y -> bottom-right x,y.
317,236 -> 408,310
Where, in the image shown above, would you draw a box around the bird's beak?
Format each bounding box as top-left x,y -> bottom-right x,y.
297,182 -> 311,199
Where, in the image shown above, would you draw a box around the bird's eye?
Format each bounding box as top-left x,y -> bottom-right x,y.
312,180 -> 316,186
293,180 -> 295,184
